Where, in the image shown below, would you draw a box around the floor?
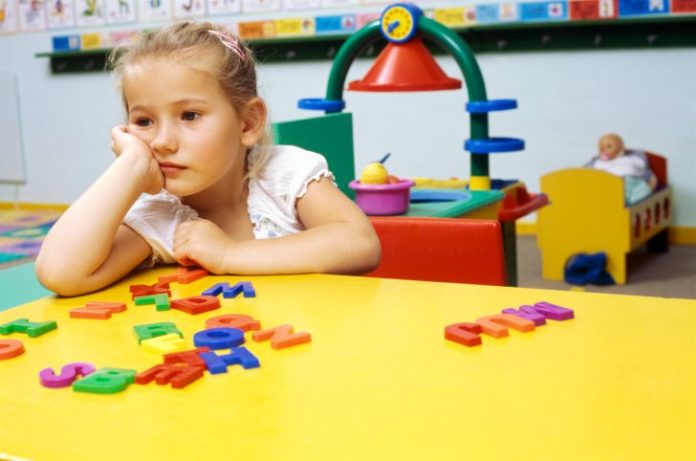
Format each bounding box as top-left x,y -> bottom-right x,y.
0,208 -> 62,269
516,235 -> 696,299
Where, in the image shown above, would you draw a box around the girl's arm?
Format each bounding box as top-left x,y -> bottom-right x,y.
173,178 -> 381,275
35,127 -> 162,296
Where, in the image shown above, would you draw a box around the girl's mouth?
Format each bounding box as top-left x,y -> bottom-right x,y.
159,162 -> 186,176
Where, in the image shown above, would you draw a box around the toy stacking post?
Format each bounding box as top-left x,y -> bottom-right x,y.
296,3 -> 546,286
303,2 -> 525,191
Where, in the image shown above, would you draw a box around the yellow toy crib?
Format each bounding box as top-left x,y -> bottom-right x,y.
537,152 -> 671,285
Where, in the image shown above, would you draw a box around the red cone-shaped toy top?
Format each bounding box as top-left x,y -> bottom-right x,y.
348,36 -> 461,92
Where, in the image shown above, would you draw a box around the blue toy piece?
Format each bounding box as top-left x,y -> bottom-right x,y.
563,253 -> 616,287
202,281 -> 256,298
201,282 -> 227,297
464,137 -> 525,154
200,347 -> 260,374
297,98 -> 345,113
465,99 -> 518,113
194,327 -> 245,350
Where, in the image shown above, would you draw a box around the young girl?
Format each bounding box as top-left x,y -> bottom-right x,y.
36,21 -> 381,296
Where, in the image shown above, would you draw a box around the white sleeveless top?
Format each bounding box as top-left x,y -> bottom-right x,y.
123,145 -> 334,265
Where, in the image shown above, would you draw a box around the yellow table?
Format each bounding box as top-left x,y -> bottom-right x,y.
1,269 -> 694,461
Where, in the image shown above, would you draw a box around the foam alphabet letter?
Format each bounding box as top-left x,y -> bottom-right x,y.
252,324 -> 311,349
0,318 -> 57,337
0,339 -> 25,359
475,314 -> 535,338
532,302 -> 575,321
70,302 -> 127,319
134,322 -> 182,344
206,314 -> 261,331
73,368 -> 136,394
136,363 -> 205,389
129,282 -> 170,299
193,327 -> 245,350
40,362 -> 96,388
170,296 -> 220,315
444,322 -> 483,347
502,306 -> 547,326
200,347 -> 260,374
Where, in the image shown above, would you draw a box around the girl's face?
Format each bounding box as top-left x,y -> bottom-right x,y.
122,57 -> 258,197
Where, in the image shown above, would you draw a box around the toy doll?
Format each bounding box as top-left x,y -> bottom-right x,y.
585,133 -> 657,204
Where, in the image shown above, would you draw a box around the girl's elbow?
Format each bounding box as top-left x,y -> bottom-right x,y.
364,235 -> 382,272
35,257 -> 88,297
354,227 -> 382,273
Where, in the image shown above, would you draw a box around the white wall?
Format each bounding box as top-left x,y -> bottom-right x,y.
1,32 -> 695,225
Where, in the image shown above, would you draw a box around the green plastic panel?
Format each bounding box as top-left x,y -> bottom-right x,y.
405,189 -> 504,217
272,113 -> 356,198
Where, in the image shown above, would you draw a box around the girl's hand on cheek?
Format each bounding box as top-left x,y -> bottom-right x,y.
110,125 -> 163,194
173,220 -> 236,274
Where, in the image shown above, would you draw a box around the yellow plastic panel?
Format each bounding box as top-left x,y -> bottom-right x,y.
538,168 -> 631,283
1,270 -> 695,460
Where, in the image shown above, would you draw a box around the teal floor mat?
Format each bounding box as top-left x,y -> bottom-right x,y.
0,261 -> 53,311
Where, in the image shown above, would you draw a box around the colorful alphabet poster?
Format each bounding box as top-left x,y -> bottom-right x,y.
361,0 -> 390,5
314,13 -> 355,34
75,0 -> 106,26
18,0 -> 47,31
109,27 -> 139,44
206,0 -> 241,16
519,1 -> 569,20
430,6 -> 476,27
274,16 -> 314,36
0,0 -> 19,33
106,0 -> 136,24
672,0 -> 696,12
321,0 -> 360,7
139,0 -> 172,22
173,0 -> 206,18
45,0 -> 77,29
38,0 -> 696,50
618,0 -> 670,15
476,3 -> 521,23
283,0 -> 321,11
242,0 -> 281,14
569,0 -> 617,19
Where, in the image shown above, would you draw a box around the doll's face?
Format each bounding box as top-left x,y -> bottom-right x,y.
598,134 -> 624,161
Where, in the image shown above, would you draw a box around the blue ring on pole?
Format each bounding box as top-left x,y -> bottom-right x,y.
298,98 -> 346,113
464,137 -> 525,153
465,99 -> 518,113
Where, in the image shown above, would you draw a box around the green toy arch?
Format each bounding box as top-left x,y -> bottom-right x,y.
323,16 -> 491,182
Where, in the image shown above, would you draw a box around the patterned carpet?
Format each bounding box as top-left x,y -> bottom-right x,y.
0,209 -> 63,269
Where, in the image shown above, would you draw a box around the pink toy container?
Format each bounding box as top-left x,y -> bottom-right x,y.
349,179 -> 416,216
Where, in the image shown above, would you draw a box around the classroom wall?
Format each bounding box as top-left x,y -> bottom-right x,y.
1,31 -> 694,225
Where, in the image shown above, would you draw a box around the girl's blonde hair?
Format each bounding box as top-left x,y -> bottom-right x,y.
108,21 -> 272,179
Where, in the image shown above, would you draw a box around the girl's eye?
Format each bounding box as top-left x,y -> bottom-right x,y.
134,118 -> 151,127
182,112 -> 199,121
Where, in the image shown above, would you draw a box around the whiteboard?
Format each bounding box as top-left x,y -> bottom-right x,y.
0,71 -> 25,183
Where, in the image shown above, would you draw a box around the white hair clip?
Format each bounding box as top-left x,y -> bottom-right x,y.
208,30 -> 246,61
